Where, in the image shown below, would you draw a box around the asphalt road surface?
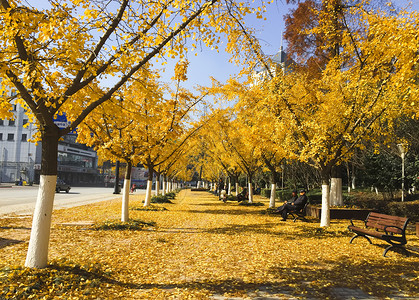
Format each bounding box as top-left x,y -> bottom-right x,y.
0,185 -> 146,216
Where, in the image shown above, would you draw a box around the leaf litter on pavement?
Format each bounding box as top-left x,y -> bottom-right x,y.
0,189 -> 418,299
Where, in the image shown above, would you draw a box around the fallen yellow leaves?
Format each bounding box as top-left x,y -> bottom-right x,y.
1,189 -> 418,299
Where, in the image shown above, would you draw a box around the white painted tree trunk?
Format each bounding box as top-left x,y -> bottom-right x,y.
235,182 -> 239,196
197,180 -> 201,189
269,183 -> 276,208
25,175 -> 57,268
248,182 -> 253,203
155,179 -> 160,196
143,180 -> 153,206
121,178 -> 130,222
228,181 -> 231,195
329,178 -> 343,206
162,180 -> 166,196
320,184 -> 330,227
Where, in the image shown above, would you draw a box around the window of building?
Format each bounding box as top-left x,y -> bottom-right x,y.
0,133 -> 2,140
23,119 -> 28,126
0,119 -> 3,125
12,104 -> 17,111
7,133 -> 14,141
22,134 -> 27,142
8,120 -> 15,126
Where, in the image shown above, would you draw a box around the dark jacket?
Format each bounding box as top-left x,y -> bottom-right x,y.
293,194 -> 308,209
287,195 -> 298,203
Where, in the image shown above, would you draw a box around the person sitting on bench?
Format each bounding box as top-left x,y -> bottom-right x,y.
236,187 -> 248,202
276,189 -> 308,221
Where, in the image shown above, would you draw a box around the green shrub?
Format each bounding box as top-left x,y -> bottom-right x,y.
261,188 -> 271,198
93,219 -> 155,231
165,192 -> 176,200
130,205 -> 167,211
226,195 -> 237,201
385,200 -> 419,222
150,195 -> 173,204
238,201 -> 264,206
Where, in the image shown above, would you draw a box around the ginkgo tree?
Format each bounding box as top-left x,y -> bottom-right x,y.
190,108 -> 242,195
77,69 -> 163,221
215,115 -> 262,203
252,3 -> 419,227
0,0 -> 272,268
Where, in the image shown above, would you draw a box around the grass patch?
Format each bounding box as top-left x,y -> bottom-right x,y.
130,205 -> 167,211
93,219 -> 155,231
150,195 -> 173,204
238,201 -> 265,206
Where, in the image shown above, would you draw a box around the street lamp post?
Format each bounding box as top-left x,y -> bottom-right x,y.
397,144 -> 407,202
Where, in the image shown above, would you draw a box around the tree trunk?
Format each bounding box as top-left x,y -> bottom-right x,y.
351,163 -> 356,190
155,172 -> 160,196
143,168 -> 153,206
269,183 -> 276,208
162,175 -> 166,196
121,161 -> 132,222
235,182 -> 239,197
346,162 -> 351,193
330,165 -> 343,206
320,168 -> 331,227
25,126 -> 59,268
113,160 -> 120,194
166,177 -> 170,194
247,175 -> 253,203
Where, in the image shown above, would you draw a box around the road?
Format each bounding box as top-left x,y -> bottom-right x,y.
0,186 -> 146,216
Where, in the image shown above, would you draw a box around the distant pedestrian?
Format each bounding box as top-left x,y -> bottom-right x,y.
130,184 -> 137,193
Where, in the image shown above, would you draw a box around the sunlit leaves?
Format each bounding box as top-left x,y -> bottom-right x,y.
1,190 -> 418,298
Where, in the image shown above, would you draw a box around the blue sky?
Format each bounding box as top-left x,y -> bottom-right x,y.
157,0 -> 419,95
32,0 -> 419,96
157,1 -> 294,94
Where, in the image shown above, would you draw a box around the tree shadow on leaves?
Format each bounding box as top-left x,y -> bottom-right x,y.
182,209 -> 262,216
268,257 -> 419,299
0,226 -> 31,230
47,264 -> 299,298
0,237 -> 24,249
135,279 -> 307,298
204,223 -> 279,236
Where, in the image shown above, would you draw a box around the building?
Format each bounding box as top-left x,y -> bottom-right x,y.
0,99 -> 38,184
0,100 -> 101,185
252,46 -> 294,85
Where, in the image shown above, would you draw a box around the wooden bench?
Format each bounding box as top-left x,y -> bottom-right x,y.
348,212 -> 410,257
288,202 -> 309,222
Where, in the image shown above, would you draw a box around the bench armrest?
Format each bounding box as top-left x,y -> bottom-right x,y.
383,225 -> 405,236
349,219 -> 366,227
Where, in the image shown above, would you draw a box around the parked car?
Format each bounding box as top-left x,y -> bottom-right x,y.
56,179 -> 71,193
